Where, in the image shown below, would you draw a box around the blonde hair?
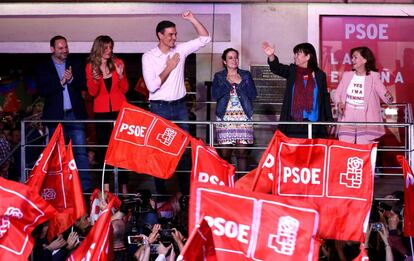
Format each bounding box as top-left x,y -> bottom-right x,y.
87,35 -> 116,74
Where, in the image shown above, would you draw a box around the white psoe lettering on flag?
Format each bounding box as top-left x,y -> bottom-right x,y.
268,216 -> 299,256
198,172 -> 225,186
340,157 -> 363,188
119,123 -> 147,137
204,215 -> 250,244
283,167 -> 321,185
0,207 -> 24,238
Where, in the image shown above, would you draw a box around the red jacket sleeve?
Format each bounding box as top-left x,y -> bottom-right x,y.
86,63 -> 101,97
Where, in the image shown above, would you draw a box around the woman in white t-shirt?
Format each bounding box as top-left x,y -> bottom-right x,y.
333,46 -> 393,144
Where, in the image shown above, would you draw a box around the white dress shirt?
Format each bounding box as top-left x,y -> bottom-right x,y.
142,36 -> 211,101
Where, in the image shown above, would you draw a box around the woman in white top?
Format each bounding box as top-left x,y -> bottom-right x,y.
333,46 -> 393,144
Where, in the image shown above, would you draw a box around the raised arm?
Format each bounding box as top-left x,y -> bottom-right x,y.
182,11 -> 209,37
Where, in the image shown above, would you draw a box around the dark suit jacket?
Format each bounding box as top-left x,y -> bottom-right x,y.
268,56 -> 333,138
36,56 -> 87,126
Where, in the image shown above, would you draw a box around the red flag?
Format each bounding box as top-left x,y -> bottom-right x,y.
105,102 -> 190,179
0,177 -> 57,260
67,199 -> 114,261
27,123 -> 66,192
178,216 -> 217,261
47,141 -> 87,241
271,130 -> 376,241
189,182 -> 321,261
397,155 -> 414,236
191,138 -> 235,187
27,125 -> 87,241
250,131 -> 279,193
89,189 -> 121,225
236,167 -> 274,193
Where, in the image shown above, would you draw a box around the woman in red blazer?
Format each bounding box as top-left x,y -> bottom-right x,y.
86,35 -> 129,192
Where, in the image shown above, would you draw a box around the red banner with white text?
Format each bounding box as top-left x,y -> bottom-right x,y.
320,16 -> 414,106
189,182 -> 320,261
105,102 -> 190,179
191,138 -> 235,187
270,131 -> 376,241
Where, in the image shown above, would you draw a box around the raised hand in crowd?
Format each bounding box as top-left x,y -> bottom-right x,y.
377,223 -> 394,261
133,234 -> 150,261
66,231 -> 80,250
157,242 -> 172,257
171,228 -> 185,251
44,234 -> 66,252
149,224 -> 161,244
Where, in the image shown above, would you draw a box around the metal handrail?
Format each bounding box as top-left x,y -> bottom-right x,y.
19,103 -> 413,200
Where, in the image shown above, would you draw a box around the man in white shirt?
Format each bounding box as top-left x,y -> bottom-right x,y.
142,10 -> 210,194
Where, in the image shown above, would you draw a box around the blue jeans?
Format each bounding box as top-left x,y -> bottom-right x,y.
150,98 -> 190,194
49,110 -> 92,192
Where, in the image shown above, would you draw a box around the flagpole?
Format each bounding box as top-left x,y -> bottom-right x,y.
102,161 -> 106,200
410,237 -> 414,261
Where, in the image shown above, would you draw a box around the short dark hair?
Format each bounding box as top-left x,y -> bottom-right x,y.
293,42 -> 318,71
50,35 -> 67,47
221,48 -> 239,68
156,20 -> 176,40
221,48 -> 239,61
350,46 -> 378,75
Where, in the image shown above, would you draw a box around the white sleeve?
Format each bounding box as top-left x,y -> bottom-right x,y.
178,36 -> 211,57
142,53 -> 162,93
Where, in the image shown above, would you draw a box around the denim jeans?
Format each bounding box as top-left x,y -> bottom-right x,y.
150,99 -> 190,194
49,110 -> 92,192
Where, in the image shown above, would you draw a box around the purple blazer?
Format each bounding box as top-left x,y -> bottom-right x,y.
333,71 -> 390,138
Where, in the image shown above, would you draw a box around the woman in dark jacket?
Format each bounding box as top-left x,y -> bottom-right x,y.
212,48 -> 257,172
263,42 -> 333,138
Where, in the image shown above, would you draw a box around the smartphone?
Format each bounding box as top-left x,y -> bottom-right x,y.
128,235 -> 144,244
372,222 -> 382,232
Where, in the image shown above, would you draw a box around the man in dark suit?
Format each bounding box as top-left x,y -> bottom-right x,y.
36,35 -> 92,192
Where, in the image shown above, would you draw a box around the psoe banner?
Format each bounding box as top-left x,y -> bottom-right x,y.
189,182 -> 320,261
320,16 -> 414,105
272,131 -> 376,241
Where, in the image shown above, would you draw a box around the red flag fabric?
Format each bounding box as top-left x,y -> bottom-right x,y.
189,182 -> 321,261
46,141 -> 87,239
67,199 -> 114,261
397,155 -> 414,237
27,123 -> 66,193
105,102 -> 190,179
250,132 -> 279,193
178,216 -> 217,261
0,177 -> 57,260
191,138 -> 235,187
236,167 -> 274,193
89,189 -> 121,225
27,124 -> 86,241
270,130 -> 376,241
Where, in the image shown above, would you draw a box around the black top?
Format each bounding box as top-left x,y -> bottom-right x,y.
268,56 -> 333,138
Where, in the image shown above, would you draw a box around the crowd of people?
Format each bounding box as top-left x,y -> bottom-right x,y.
0,8 -> 406,261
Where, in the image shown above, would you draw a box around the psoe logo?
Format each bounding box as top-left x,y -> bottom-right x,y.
340,157 -> 363,189
0,216 -> 11,238
268,216 -> 299,256
4,207 -> 23,219
42,188 -> 57,200
156,128 -> 177,146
